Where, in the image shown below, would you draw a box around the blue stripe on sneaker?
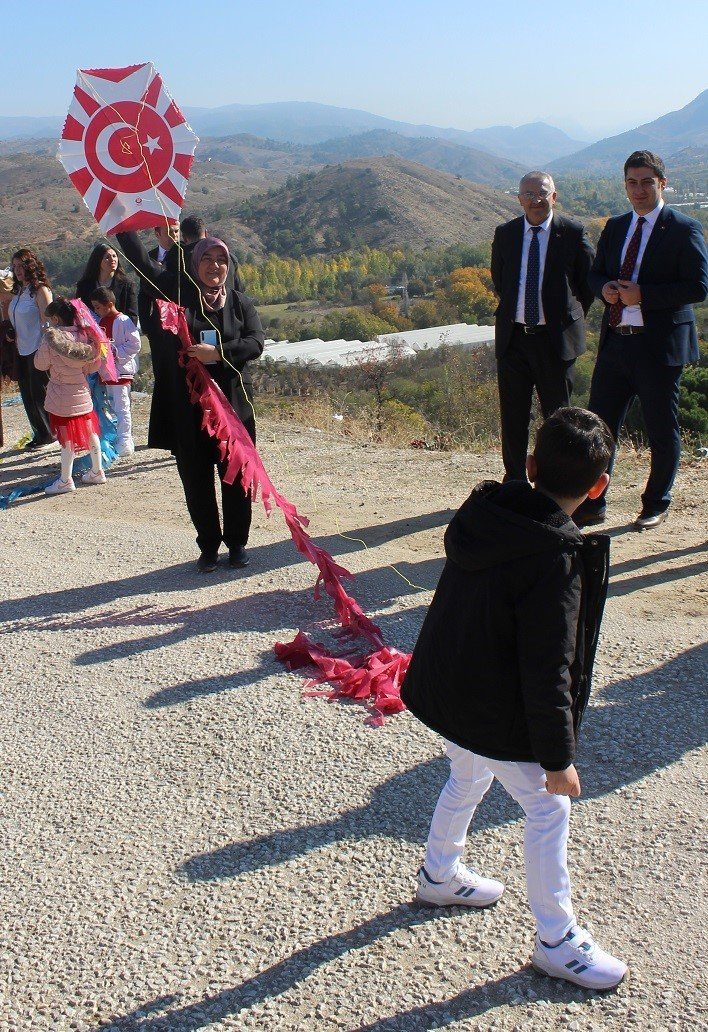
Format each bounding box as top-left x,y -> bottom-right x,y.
463,887 -> 476,897
574,964 -> 588,974
565,960 -> 579,969
420,867 -> 442,885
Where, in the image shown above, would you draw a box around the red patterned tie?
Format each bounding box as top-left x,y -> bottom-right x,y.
608,216 -> 646,327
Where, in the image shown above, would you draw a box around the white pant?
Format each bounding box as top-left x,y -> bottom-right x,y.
106,384 -> 133,448
425,741 -> 575,943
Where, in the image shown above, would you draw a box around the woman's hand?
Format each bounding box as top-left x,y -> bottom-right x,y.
186,342 -> 219,364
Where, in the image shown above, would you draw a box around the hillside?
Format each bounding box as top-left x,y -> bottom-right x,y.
309,130 -> 524,186
0,151 -> 276,260
237,156 -> 518,255
550,89 -> 708,174
0,145 -> 518,263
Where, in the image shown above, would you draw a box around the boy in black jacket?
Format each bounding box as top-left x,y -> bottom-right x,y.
401,407 -> 627,990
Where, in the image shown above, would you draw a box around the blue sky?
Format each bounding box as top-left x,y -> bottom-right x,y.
7,0 -> 707,139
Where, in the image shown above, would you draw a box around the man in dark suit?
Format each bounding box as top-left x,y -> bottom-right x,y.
492,172 -> 595,481
137,220 -> 180,450
576,151 -> 708,530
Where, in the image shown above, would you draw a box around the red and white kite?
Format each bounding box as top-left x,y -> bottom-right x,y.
58,63 -> 198,234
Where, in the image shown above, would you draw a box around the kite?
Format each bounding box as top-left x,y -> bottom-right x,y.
58,63 -> 199,234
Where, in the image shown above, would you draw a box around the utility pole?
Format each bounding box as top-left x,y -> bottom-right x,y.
401,272 -> 410,317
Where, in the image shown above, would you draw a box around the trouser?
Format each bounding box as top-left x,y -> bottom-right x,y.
497,327 -> 574,481
586,333 -> 682,515
106,383 -> 133,448
425,741 -> 575,944
16,353 -> 53,443
174,417 -> 255,554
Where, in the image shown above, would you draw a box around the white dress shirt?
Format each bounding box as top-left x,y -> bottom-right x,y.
619,199 -> 664,327
515,212 -> 553,325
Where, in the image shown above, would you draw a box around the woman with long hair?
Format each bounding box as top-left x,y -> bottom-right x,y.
76,243 -> 138,323
9,248 -> 54,449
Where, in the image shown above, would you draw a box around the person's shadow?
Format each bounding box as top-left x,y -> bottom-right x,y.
179,642 -> 706,882
93,903 -> 586,1032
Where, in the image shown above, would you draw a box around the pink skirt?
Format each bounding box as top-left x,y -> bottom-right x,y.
49,410 -> 100,451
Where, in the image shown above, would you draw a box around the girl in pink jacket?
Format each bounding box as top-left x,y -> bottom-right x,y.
34,298 -> 107,495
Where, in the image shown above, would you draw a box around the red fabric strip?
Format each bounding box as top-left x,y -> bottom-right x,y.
157,301 -> 410,721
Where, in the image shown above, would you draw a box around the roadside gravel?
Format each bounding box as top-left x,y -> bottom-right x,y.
0,394 -> 706,1031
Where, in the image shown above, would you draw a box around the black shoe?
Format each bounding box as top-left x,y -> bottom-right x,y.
573,503 -> 606,528
634,509 -> 668,531
197,551 -> 218,573
228,546 -> 250,568
25,437 -> 56,451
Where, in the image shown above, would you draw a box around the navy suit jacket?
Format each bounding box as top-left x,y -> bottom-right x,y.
589,205 -> 708,366
491,212 -> 595,361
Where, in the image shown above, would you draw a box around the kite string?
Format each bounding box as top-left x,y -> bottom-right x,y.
71,71 -> 429,599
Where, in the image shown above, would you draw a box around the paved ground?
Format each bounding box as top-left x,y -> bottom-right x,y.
0,395 -> 706,1031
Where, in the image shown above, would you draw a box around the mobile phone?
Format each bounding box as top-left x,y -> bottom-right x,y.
200,329 -> 217,346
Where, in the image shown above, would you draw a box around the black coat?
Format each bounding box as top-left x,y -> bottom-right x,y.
75,275 -> 138,325
401,481 -> 610,772
588,204 -> 708,365
491,212 -> 595,361
115,231 -> 264,456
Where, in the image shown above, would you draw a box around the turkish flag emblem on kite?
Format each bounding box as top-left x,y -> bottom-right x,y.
58,63 -> 199,234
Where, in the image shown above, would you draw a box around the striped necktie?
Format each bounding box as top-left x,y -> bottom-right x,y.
524,226 -> 542,327
609,216 -> 646,328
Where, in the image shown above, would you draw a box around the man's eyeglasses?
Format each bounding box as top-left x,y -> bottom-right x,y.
519,190 -> 552,200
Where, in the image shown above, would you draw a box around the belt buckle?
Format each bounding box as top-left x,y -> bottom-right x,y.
524,325 -> 536,335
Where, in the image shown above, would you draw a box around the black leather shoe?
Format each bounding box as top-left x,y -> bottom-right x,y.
634,510 -> 667,531
228,546 -> 250,568
573,506 -> 606,528
197,551 -> 218,573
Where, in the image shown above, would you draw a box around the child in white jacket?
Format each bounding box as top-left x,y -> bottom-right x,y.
91,286 -> 141,457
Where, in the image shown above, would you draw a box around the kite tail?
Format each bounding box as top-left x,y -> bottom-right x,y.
157,300 -> 403,718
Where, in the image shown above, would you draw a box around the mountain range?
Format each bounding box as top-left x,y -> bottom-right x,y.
0,103 -> 584,166
1,91 -> 705,178
549,90 -> 708,173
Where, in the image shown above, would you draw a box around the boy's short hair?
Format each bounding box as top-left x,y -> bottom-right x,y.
45,297 -> 77,325
90,286 -> 115,306
533,408 -> 613,497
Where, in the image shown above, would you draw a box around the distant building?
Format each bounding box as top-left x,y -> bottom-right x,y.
262,322 -> 495,366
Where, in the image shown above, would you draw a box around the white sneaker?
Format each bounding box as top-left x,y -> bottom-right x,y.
80,469 -> 107,485
416,864 -> 504,908
45,477 -> 75,495
117,441 -> 135,457
532,926 -> 628,990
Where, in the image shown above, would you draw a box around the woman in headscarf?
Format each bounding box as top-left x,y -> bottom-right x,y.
8,248 -> 55,449
116,228 -> 265,572
76,243 -> 138,324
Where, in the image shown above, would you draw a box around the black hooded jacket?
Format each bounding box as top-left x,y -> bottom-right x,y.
401,480 -> 609,771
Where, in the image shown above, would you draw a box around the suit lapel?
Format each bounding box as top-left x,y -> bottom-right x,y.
611,212 -> 633,276
639,204 -> 671,270
509,217 -> 524,279
542,214 -> 563,290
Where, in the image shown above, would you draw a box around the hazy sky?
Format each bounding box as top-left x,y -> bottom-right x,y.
6,0 -> 707,140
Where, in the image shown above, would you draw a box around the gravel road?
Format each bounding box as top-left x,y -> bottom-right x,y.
0,394 -> 706,1031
